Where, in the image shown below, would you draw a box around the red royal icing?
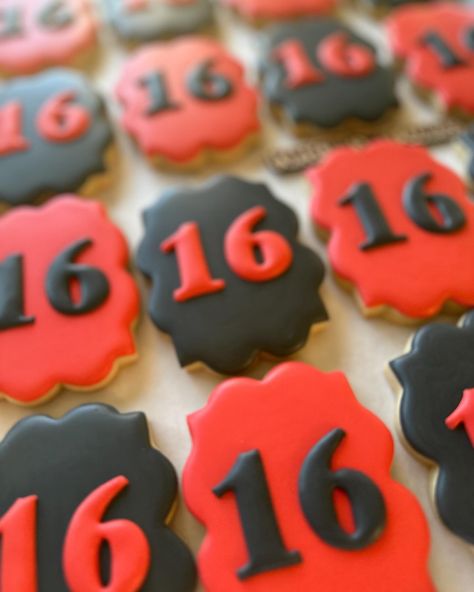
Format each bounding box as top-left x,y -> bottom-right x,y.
222,0 -> 336,20
0,496 -> 38,591
0,0 -> 97,75
309,140 -> 474,319
317,32 -> 375,78
445,388 -> 474,447
0,196 -> 139,404
183,362 -> 433,591
115,37 -> 260,163
387,4 -> 474,112
63,476 -> 151,592
36,90 -> 91,142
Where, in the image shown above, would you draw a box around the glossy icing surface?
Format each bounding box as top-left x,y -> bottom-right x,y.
387,4 -> 474,112
136,176 -> 327,374
104,0 -> 214,42
0,0 -> 97,74
0,196 -> 139,404
183,362 -> 434,591
0,404 -> 196,589
223,0 -> 336,20
116,37 -> 260,163
261,19 -> 397,128
0,69 -> 112,206
390,313 -> 474,545
309,140 -> 474,319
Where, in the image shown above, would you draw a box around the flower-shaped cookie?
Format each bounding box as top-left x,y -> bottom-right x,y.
0,196 -> 139,404
116,37 -> 260,166
137,176 -> 327,374
183,362 -> 433,591
0,404 -> 196,590
387,3 -> 474,114
390,313 -> 474,545
309,140 -> 474,320
0,0 -> 97,74
0,69 -> 113,206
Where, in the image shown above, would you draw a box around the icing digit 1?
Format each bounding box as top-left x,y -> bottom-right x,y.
445,388 -> 474,447
422,31 -> 465,68
0,102 -> 30,156
183,362 -> 434,591
161,222 -> 226,302
140,72 -> 181,115
63,476 -> 151,592
339,183 -> 408,250
316,32 -> 375,78
213,450 -> 302,580
0,255 -> 35,330
137,176 -> 327,374
274,40 -> 324,89
0,496 -> 38,592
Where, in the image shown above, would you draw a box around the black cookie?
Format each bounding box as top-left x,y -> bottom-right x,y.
103,0 -> 214,43
136,176 -> 328,374
0,68 -> 112,206
459,125 -> 474,184
260,18 -> 397,129
389,313 -> 474,545
0,403 -> 196,590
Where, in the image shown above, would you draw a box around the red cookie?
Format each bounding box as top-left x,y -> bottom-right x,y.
387,3 -> 474,114
0,196 -> 139,405
183,362 -> 434,591
0,0 -> 97,75
309,140 -> 474,321
116,37 -> 260,168
221,0 -> 336,22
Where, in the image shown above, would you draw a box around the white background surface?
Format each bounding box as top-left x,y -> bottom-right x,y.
1,3 -> 472,590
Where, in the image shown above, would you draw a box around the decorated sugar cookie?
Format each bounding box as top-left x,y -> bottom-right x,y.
221,0 -> 336,22
260,19 -> 397,134
389,313 -> 474,545
104,0 -> 214,43
183,362 -> 434,591
387,4 -> 474,115
457,124 -> 474,183
0,69 -> 113,207
0,404 -> 196,590
136,176 -> 327,374
0,196 -> 139,405
0,0 -> 97,75
116,37 -> 260,168
309,140 -> 474,321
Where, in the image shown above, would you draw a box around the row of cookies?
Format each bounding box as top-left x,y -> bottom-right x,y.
0,0 -> 441,71
4,3 -> 474,202
0,352 -> 470,590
